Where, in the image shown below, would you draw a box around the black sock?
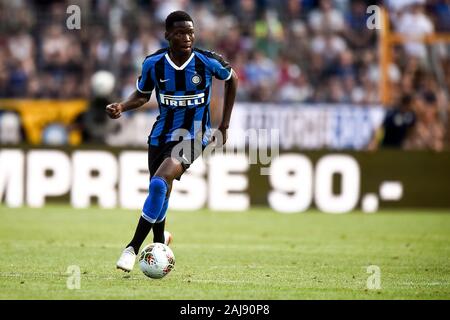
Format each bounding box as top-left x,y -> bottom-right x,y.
153,218 -> 166,243
126,217 -> 153,254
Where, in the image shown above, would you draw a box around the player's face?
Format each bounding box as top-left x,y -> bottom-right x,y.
166,21 -> 195,54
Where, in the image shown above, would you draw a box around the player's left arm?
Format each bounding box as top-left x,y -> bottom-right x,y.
218,69 -> 238,145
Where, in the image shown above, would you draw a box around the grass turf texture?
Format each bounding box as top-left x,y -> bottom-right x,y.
0,206 -> 449,300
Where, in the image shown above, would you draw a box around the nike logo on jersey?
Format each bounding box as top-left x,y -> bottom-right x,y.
160,79 -> 170,82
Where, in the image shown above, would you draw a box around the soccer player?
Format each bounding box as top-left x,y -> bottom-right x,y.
106,11 -> 238,272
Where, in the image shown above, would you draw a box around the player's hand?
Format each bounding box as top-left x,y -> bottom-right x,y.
106,103 -> 123,119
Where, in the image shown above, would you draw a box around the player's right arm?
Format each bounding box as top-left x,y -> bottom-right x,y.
106,56 -> 155,119
106,90 -> 150,119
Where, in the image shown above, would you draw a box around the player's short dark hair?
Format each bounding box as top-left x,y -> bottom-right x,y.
165,11 -> 193,31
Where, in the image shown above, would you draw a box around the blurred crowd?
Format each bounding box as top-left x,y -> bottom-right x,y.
0,0 -> 449,149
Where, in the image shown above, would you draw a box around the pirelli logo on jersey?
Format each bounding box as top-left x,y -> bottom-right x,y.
159,93 -> 205,107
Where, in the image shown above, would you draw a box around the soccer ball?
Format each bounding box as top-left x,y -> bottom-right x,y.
91,70 -> 115,97
139,243 -> 175,279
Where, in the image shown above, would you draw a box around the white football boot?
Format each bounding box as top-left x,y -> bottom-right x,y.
164,231 -> 173,246
116,246 -> 136,272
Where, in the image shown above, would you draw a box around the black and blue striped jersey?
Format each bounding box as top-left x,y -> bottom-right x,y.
136,47 -> 233,147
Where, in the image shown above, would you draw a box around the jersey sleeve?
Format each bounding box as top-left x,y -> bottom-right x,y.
206,52 -> 233,81
136,58 -> 155,94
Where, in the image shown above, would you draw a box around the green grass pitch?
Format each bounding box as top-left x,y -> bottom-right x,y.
0,206 -> 449,299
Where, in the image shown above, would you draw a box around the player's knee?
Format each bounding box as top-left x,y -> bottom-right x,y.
155,172 -> 172,182
149,176 -> 168,196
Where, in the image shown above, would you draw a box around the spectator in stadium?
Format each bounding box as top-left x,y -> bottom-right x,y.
308,0 -> 345,33
343,0 -> 376,50
244,50 -> 277,101
277,72 -> 313,103
7,26 -> 35,75
234,0 -> 259,35
404,91 -> 445,151
429,0 -> 450,31
396,2 -> 435,61
310,28 -> 347,65
368,94 -> 417,150
253,9 -> 285,59
280,0 -> 304,25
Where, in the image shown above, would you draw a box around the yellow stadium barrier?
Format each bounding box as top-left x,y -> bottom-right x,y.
0,99 -> 88,145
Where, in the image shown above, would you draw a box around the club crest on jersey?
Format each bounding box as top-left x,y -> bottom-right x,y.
191,74 -> 202,85
160,93 -> 205,107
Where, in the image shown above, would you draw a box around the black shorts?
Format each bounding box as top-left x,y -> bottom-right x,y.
148,139 -> 204,180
